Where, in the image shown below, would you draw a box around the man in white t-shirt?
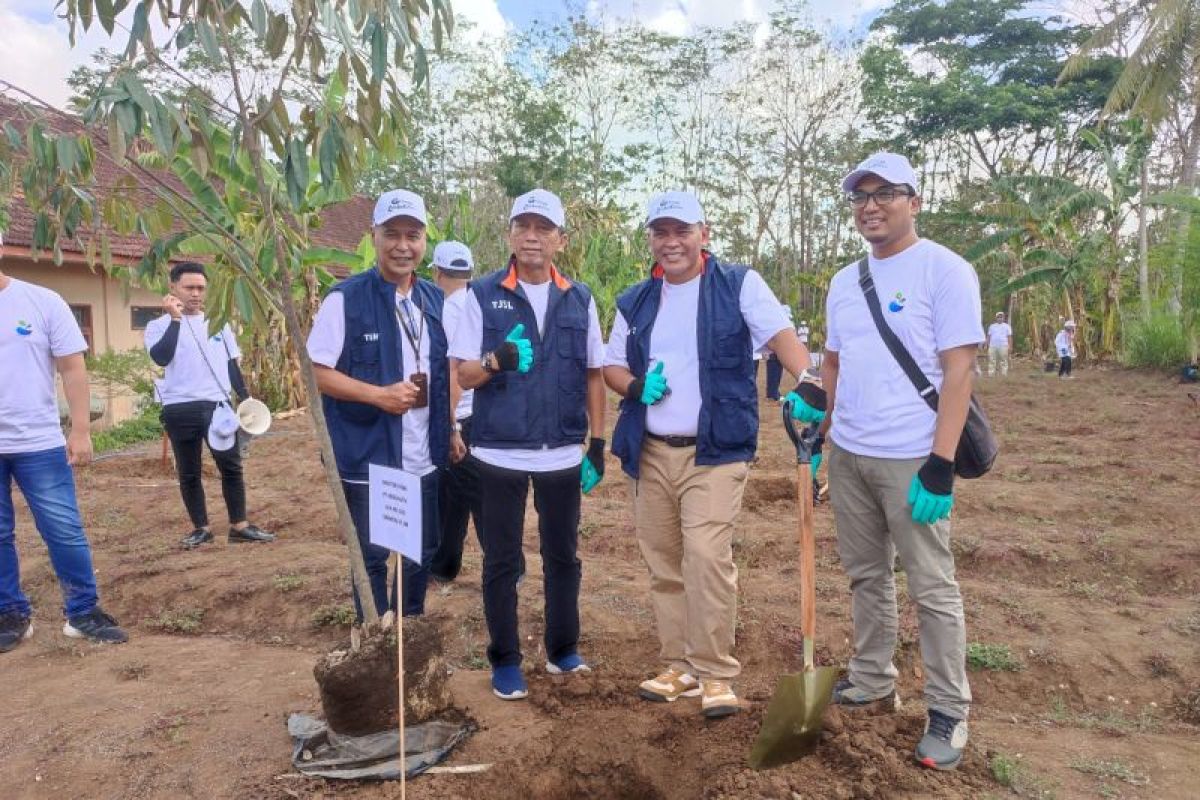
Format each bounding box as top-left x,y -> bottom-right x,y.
984,312 -> 1013,377
307,189 -> 465,620
428,241 -> 483,583
804,153 -> 982,770
146,261 -> 275,549
0,234 -> 128,650
451,189 -> 606,701
1054,320 -> 1076,378
604,191 -> 812,718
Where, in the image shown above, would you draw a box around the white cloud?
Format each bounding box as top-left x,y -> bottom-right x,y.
0,1 -> 108,109
447,0 -> 509,44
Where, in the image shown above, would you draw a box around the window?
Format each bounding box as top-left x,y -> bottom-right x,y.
69,305 -> 93,354
131,306 -> 161,330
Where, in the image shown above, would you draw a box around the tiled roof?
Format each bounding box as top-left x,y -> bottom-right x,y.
1,91 -> 371,273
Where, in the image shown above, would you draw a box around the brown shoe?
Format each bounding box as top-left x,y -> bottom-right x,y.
639,668 -> 701,702
700,679 -> 739,718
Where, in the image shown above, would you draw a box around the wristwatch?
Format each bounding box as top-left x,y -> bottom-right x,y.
481,352 -> 499,374
452,421 -> 463,433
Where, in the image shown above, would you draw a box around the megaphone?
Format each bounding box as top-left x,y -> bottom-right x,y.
236,398 -> 272,436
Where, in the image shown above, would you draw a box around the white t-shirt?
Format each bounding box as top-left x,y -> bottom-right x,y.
1054,330 -> 1075,358
144,314 -> 241,405
449,281 -> 605,472
825,239 -> 983,459
0,278 -> 88,453
442,287 -> 473,421
604,270 -> 791,437
306,289 -> 435,478
987,322 -> 1012,348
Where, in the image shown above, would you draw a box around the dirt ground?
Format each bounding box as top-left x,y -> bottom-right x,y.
3,360 -> 1199,799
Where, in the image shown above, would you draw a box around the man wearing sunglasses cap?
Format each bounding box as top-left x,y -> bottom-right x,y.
803,152 -> 982,770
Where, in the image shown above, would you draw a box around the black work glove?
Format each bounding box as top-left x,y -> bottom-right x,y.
489,341 -> 520,372
585,437 -> 606,479
916,453 -> 955,496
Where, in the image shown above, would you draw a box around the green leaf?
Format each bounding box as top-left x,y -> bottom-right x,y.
196,19 -> 222,64
250,0 -> 267,38
125,0 -> 148,58
370,21 -> 387,83
318,121 -> 341,186
302,246 -> 361,269
96,0 -> 116,35
55,136 -> 79,173
234,277 -> 255,321
413,44 -> 428,87
265,13 -> 288,59
175,20 -> 195,50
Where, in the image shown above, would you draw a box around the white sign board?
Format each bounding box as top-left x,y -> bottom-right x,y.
368,463 -> 422,561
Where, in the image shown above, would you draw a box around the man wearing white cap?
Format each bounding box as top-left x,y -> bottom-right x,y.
0,231 -> 128,649
1054,319 -> 1076,378
306,189 -> 464,620
146,261 -> 275,549
803,153 -> 982,769
428,241 -> 483,583
451,189 -> 606,701
604,191 -> 812,717
985,312 -> 1013,377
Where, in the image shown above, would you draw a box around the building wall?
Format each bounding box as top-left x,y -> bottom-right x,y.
4,257 -> 165,429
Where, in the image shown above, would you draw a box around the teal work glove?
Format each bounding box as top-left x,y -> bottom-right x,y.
810,453 -> 823,477
908,454 -> 954,524
625,362 -> 670,405
581,437 -> 606,494
504,323 -> 534,373
786,382 -> 827,424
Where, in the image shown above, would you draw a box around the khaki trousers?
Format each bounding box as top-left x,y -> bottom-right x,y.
632,439 -> 749,680
828,443 -> 972,719
988,345 -> 1009,376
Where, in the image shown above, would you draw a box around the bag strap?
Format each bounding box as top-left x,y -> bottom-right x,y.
182,316 -> 233,405
857,258 -> 939,412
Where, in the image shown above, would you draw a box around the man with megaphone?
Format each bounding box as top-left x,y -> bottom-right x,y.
145,262 -> 276,550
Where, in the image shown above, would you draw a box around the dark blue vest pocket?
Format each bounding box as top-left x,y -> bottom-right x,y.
338,343 -> 383,423
710,396 -> 756,449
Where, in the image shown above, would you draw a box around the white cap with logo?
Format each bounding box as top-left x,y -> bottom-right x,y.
431,240 -> 474,276
841,152 -> 920,194
509,189 -> 565,228
646,191 -> 705,225
373,189 -> 427,226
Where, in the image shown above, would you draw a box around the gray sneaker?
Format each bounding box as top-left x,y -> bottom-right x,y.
831,678 -> 900,707
916,709 -> 968,770
0,612 -> 33,653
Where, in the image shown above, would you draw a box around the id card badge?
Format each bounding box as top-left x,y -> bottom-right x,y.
409,372 -> 429,409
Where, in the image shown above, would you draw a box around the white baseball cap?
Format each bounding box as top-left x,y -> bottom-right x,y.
646,191 -> 705,225
509,189 -> 565,228
207,402 -> 241,452
841,152 -> 920,194
373,189 -> 427,226
1064,319 -> 1077,328
431,240 -> 474,275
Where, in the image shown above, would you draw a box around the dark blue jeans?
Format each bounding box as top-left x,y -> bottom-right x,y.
0,446 -> 99,618
342,470 -> 440,620
765,354 -> 784,399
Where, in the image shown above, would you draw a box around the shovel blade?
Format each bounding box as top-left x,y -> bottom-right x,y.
748,666 -> 838,770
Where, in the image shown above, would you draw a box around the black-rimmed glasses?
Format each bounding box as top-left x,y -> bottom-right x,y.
846,186 -> 915,208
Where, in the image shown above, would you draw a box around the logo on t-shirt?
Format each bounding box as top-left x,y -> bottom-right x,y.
888,292 -> 907,313
15,319 -> 33,336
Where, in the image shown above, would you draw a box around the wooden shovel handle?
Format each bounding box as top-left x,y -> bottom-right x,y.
798,462 -> 816,641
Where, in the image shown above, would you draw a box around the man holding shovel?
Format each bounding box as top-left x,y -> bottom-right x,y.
803,153 -> 982,769
604,191 -> 811,717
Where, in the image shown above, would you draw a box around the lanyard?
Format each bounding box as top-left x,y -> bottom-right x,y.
394,293 -> 424,364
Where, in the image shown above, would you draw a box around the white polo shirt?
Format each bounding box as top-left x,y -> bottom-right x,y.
442,287 -> 474,421
306,288 -> 435,478
144,313 -> 240,405
825,238 -> 983,459
449,280 -> 604,473
0,278 -> 88,454
987,321 -> 1012,348
604,269 -> 791,437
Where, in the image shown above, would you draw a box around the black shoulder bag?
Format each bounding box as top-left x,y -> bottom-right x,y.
857,258 -> 998,479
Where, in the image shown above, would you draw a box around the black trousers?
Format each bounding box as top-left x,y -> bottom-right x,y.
161,401 -> 245,528
429,416 -> 482,582
476,460 -> 581,668
1059,355 -> 1073,376
765,354 -> 784,399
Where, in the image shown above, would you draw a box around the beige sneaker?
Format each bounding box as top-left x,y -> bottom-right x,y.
639,668 -> 701,702
700,679 -> 739,718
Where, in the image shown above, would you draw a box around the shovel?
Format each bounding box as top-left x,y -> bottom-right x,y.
748,403 -> 838,769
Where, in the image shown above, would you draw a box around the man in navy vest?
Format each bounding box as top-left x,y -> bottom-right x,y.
450,189 -> 607,701
604,191 -> 812,717
306,188 -> 465,620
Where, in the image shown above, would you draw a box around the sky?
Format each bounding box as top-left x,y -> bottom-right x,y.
0,0 -> 889,110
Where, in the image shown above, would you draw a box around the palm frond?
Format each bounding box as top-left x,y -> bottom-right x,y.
999,267 -> 1066,294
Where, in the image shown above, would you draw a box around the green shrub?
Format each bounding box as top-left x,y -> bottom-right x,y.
92,406 -> 163,453
1121,312 -> 1194,368
967,642 -> 1024,672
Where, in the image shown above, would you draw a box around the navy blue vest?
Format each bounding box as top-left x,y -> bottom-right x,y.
470,262 -> 592,450
611,254 -> 758,478
322,267 -> 450,481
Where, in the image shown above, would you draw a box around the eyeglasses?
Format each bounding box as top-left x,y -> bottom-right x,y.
846,186 -> 914,208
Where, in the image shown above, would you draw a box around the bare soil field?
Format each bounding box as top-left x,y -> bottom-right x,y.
3,360 -> 1199,799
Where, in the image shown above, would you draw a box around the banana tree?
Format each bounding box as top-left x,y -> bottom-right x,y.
6,0 -> 453,624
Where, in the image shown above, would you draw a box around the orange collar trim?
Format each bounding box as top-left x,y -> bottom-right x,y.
651,251 -> 709,280
500,258 -> 572,291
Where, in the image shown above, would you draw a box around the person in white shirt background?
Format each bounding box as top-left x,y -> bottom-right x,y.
799,152 -> 982,770
146,262 -> 275,550
1055,319 -> 1077,378
984,311 -> 1013,377
1,230 -> 128,650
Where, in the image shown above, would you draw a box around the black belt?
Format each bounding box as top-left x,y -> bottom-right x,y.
647,432 -> 697,448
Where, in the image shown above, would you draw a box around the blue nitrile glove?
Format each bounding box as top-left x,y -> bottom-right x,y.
908,454 -> 954,524
581,437 -> 606,494
500,323 -> 533,373
786,381 -> 827,424
625,362 -> 670,405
